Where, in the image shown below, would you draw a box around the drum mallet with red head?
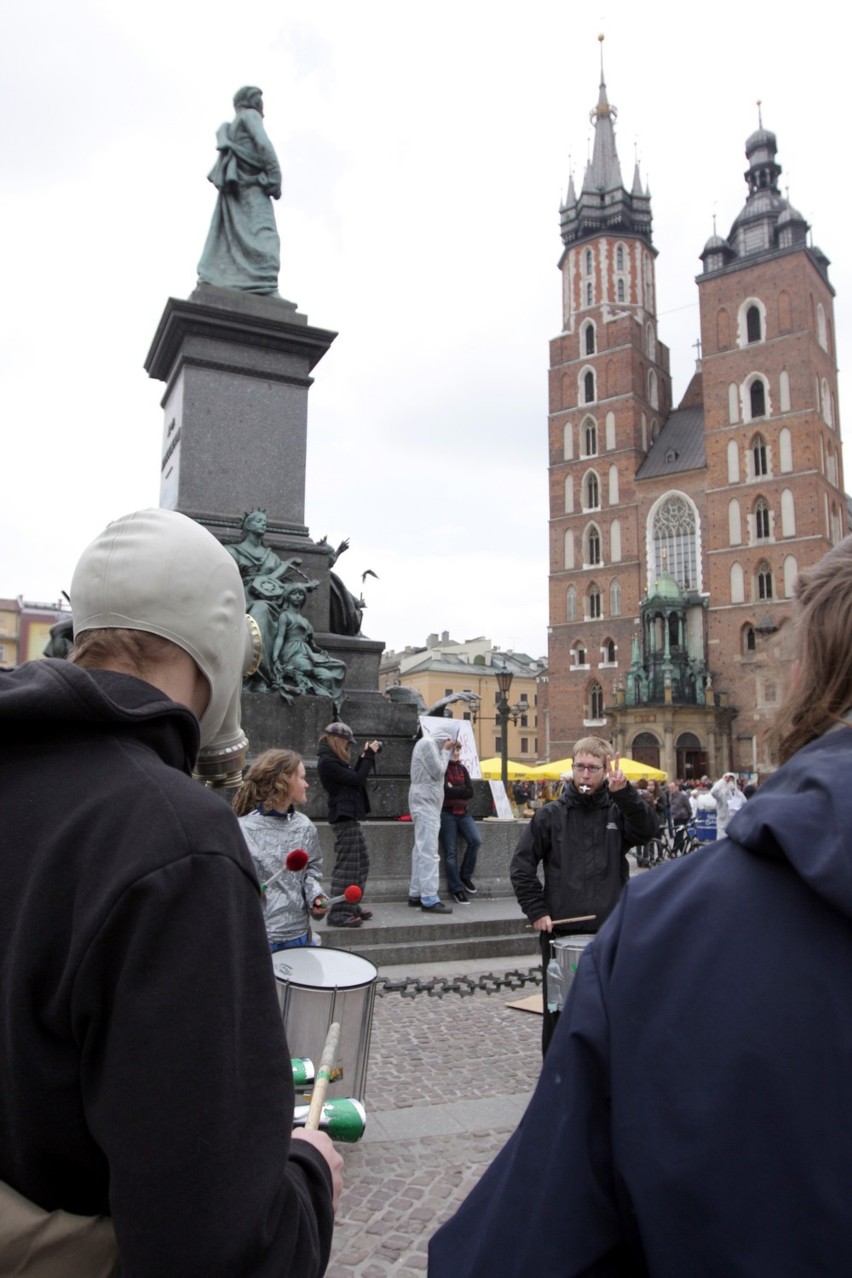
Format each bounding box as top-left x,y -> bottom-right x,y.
261,848 -> 310,894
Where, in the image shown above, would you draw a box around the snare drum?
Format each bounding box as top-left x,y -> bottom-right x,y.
272,947 -> 377,1102
550,934 -> 594,1002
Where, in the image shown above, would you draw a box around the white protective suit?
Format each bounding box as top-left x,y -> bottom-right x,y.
710,774 -> 738,838
408,728 -> 457,904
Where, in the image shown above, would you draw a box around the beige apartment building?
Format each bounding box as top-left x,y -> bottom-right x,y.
379,633 -> 547,763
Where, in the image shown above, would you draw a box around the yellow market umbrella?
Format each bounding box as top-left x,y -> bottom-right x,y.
477,757 -> 536,781
528,757 -> 574,780
529,756 -> 668,782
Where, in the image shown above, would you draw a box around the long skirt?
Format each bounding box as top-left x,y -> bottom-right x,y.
327,820 -> 370,922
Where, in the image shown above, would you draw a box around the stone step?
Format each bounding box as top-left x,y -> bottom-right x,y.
332,931 -> 539,969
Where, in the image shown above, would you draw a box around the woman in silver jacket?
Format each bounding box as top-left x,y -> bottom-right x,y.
233,750 -> 328,950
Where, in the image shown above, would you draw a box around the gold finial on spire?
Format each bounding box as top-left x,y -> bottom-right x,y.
757,98 -> 763,128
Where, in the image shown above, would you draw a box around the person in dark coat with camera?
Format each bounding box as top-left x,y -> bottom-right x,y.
316,721 -> 379,927
510,735 -> 656,1054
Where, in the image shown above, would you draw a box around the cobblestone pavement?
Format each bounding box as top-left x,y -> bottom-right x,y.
323,975 -> 542,1277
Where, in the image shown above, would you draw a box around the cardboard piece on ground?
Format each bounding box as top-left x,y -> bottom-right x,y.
506,992 -> 543,1015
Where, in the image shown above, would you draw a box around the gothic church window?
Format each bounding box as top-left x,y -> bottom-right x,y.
585,525 -> 602,566
779,370 -> 791,413
757,561 -> 774,601
582,418 -> 598,457
650,494 -> 699,590
817,303 -> 828,352
749,379 -> 766,419
567,585 -> 577,621
648,369 -> 659,409
754,497 -> 770,541
610,578 -> 621,617
602,638 -> 616,663
728,499 -> 742,545
742,625 -> 756,655
617,279 -> 625,302
583,321 -> 596,355
586,282 -> 593,306
583,369 -> 596,404
608,464 -> 619,504
584,471 -> 600,510
616,245 -> 624,270
751,434 -> 768,477
746,305 -> 762,343
610,518 -> 622,562
605,412 -> 616,451
585,249 -> 593,276
730,562 -> 745,604
588,585 -> 602,619
589,682 -> 604,720
564,474 -> 574,513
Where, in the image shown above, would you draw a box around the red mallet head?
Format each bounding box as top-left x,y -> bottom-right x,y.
343,885 -> 362,904
285,849 -> 309,872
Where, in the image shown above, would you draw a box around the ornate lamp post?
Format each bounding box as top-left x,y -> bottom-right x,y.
495,669 -> 514,789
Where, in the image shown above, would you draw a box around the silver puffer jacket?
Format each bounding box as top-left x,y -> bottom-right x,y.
238,807 -> 324,943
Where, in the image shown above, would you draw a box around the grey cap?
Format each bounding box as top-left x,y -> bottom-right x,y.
324,721 -> 355,742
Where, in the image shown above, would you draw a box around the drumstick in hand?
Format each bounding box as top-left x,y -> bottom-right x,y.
525,913 -> 596,929
305,1022 -> 342,1132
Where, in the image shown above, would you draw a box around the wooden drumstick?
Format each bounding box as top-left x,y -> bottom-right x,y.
304,1022 -> 341,1131
525,913 -> 596,928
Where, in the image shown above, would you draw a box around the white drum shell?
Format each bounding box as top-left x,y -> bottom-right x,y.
272,947 -> 377,1102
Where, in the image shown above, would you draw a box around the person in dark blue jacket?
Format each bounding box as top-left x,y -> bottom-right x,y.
430,534 -> 852,1278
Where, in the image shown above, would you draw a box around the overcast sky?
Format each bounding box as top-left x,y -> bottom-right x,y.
2,1 -> 849,661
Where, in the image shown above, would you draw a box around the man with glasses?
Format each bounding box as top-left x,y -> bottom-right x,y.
510,736 -> 656,1053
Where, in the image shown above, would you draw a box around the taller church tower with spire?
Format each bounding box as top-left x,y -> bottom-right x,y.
546,55 -> 845,779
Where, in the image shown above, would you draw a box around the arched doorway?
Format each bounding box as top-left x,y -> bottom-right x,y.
631,731 -> 660,770
676,732 -> 707,783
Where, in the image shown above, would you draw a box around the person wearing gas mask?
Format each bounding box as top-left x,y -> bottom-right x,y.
0,509 -> 341,1277
510,735 -> 656,1055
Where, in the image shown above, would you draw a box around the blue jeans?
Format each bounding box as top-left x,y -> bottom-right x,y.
439,812 -> 482,894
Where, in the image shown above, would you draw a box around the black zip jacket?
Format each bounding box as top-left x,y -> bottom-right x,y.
0,659 -> 333,1277
316,741 -> 375,822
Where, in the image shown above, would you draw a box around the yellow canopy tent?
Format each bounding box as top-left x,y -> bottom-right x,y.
477,757 -> 537,781
529,757 -> 667,782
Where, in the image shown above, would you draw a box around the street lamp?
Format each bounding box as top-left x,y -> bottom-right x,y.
495,669 -> 514,789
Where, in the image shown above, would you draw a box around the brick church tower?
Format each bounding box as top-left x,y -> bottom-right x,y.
546,62 -> 845,780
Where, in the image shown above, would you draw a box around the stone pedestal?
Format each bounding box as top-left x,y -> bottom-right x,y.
144,284 -> 416,794
145,285 -> 336,534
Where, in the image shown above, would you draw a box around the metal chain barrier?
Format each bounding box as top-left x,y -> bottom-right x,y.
377,967 -> 543,1000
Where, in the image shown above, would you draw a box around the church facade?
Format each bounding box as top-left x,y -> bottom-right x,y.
546,68 -> 845,781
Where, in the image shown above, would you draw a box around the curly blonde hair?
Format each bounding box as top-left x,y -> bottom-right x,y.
232,749 -> 302,816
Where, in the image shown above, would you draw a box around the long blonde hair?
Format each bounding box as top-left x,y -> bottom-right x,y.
232,749 -> 302,816
766,536 -> 852,763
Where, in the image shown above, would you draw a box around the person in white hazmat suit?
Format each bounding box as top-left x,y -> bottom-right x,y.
408,727 -> 458,913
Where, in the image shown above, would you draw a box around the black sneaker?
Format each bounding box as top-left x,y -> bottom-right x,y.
420,900 -> 453,914
462,878 -> 478,895
408,896 -> 421,908
452,890 -> 470,905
